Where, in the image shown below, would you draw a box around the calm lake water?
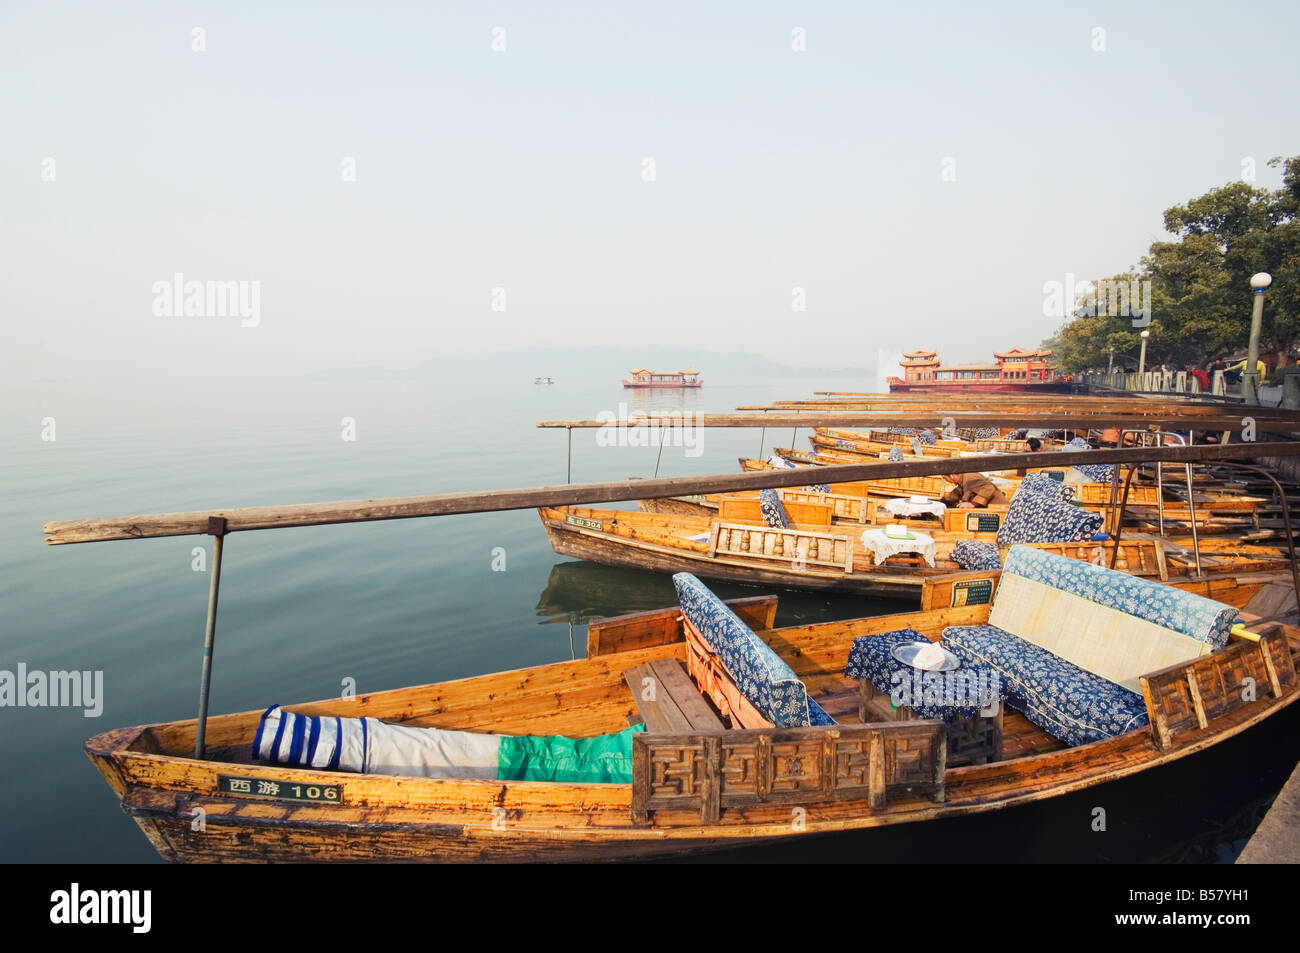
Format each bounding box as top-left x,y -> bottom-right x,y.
0,367 -> 1289,862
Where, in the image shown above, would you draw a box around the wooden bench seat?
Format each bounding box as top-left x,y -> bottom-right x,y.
624,658 -> 725,732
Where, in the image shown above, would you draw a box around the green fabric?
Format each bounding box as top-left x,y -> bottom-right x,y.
497,723 -> 646,783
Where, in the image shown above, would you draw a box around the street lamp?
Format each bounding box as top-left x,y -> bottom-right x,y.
1243,272 -> 1272,405
1138,329 -> 1150,384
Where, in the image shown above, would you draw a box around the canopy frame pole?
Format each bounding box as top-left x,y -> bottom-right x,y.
194,516 -> 227,759
566,426 -> 573,484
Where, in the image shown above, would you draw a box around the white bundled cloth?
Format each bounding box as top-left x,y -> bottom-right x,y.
882,497 -> 947,520
859,529 -> 937,568
252,706 -> 500,779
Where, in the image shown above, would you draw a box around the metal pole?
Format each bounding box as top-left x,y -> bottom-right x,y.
194,516 -> 226,759
1138,335 -> 1148,382
566,426 -> 572,484
653,429 -> 665,477
1243,282 -> 1267,405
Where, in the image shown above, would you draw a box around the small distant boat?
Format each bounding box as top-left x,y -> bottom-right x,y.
534,377 -> 554,384
622,368 -> 702,389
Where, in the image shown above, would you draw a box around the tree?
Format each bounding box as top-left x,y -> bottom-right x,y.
1050,156 -> 1300,372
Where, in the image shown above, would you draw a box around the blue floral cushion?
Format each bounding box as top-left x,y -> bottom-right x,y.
951,539 -> 1001,570
941,623 -> 1149,747
1001,545 -> 1236,649
673,573 -> 835,727
917,429 -> 937,445
1073,463 -> 1114,482
888,446 -> 905,462
758,488 -> 790,528
909,437 -> 923,454
805,483 -> 830,493
887,427 -> 916,435
1017,472 -> 1076,501
845,630 -> 1002,721
997,477 -> 1099,544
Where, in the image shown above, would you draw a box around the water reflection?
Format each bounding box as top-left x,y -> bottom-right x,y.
534,559 -> 910,628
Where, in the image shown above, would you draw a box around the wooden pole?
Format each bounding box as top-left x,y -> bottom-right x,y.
194,517 -> 226,758
42,441 -> 1300,545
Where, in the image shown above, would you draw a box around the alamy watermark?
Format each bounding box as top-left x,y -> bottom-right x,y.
1,664 -> 103,717
152,272 -> 260,327
596,403 -> 704,457
1042,273 -> 1150,327
890,667 -> 1000,715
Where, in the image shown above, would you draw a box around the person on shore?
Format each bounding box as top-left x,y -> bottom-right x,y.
1224,356 -> 1266,384
940,472 -> 1008,509
1023,437 -> 1042,452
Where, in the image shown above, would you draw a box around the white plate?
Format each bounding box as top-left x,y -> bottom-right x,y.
890,642 -> 961,672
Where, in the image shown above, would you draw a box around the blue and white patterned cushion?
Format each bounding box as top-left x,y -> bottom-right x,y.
1001,545 -> 1236,648
888,446 -> 905,462
1017,471 -> 1075,501
887,427 -> 916,435
975,427 -> 999,439
1064,437 -> 1091,450
1073,463 -> 1115,482
951,539 -> 1001,570
917,429 -> 937,445
673,573 -> 835,727
805,483 -> 830,493
997,488 -> 1101,544
1007,429 -> 1029,439
767,454 -> 797,469
758,488 -> 790,528
845,630 -> 1002,721
909,437 -> 923,454
941,624 -> 1149,747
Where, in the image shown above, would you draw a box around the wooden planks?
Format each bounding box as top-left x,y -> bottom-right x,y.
623,659 -> 725,732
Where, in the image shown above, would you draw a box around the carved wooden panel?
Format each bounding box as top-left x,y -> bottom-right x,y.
630,723 -> 945,825
781,490 -> 867,523
1140,631 -> 1297,749
859,476 -> 949,500
710,522 -> 854,571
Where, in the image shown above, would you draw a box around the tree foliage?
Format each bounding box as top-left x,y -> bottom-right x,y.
1051,157 -> 1300,372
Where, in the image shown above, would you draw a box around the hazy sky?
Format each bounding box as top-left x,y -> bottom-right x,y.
4,1 -> 1298,394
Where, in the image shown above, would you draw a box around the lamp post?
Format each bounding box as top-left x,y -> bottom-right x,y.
1243,272 -> 1272,405
1138,329 -> 1150,386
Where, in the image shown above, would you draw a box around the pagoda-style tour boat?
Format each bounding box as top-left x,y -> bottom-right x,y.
622,367 -> 703,388
887,348 -> 1072,394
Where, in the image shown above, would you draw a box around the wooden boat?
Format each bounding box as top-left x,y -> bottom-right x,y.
53,432 -> 1300,863
810,428 -> 964,457
622,367 -> 702,388
539,503 -> 1294,604
84,576 -> 1300,862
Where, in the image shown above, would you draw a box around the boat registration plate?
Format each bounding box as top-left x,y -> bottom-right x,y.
965,512 -> 1001,533
950,579 -> 994,607
565,515 -> 603,530
217,774 -> 342,803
